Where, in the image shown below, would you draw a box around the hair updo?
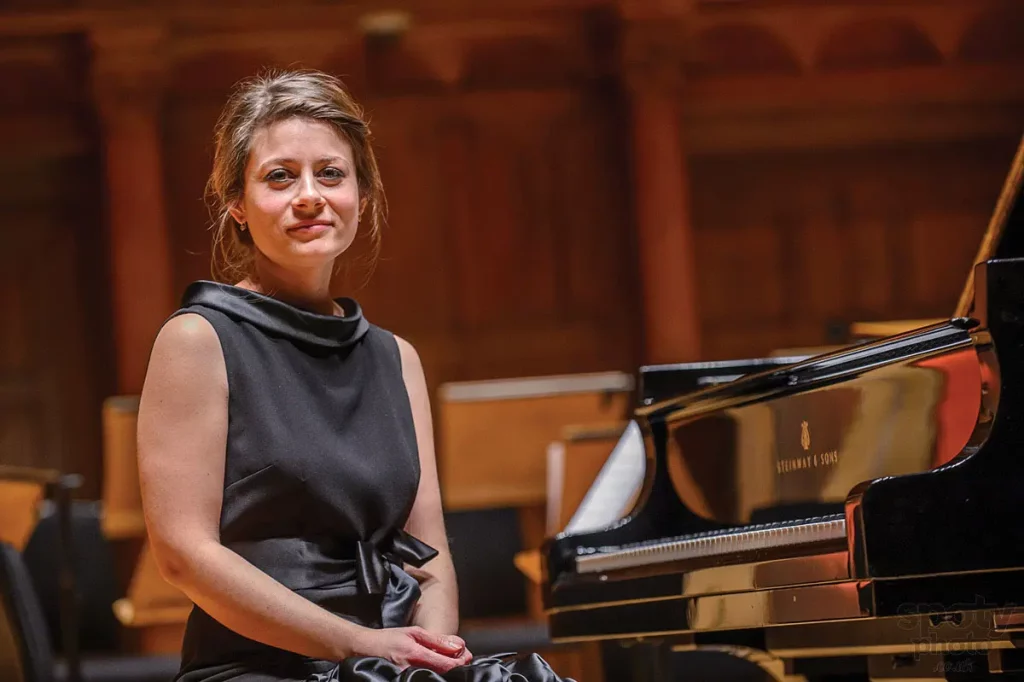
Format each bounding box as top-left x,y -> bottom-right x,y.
206,69 -> 385,284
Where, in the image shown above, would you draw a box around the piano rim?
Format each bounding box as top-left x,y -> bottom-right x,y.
545,564 -> 1024,651
546,605 -> 1024,662
546,549 -> 1024,615
547,549 -> 853,614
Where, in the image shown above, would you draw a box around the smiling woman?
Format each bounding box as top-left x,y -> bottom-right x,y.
134,69 -> 576,682
232,118 -> 361,259
205,71 -> 385,305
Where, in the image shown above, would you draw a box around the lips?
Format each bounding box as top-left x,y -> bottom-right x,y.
287,221 -> 332,232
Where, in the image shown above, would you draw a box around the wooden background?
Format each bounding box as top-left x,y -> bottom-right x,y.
1,0 -> 1023,498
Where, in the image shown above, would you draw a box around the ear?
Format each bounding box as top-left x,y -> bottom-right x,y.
359,196 -> 368,220
228,202 -> 246,227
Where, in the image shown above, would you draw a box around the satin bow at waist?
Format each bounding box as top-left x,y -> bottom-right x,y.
356,529 -> 437,594
228,529 -> 438,595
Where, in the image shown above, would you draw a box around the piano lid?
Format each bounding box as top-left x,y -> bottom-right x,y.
956,134 -> 1024,318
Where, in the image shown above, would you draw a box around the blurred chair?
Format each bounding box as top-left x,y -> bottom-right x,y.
22,501 -> 120,658
0,466 -> 179,682
0,541 -> 55,682
22,500 -> 181,681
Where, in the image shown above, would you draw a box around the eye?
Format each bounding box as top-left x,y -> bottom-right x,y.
265,169 -> 291,183
319,166 -> 346,182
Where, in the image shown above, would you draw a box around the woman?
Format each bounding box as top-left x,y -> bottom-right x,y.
136,70 -> 573,682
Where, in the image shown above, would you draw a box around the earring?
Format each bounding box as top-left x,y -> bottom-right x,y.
239,222 -> 247,232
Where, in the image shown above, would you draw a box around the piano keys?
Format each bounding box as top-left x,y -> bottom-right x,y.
542,135 -> 1024,681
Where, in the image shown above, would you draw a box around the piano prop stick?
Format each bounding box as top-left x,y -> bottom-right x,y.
543,136 -> 1024,681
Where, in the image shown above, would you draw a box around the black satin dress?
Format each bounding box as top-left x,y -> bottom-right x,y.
168,282 -> 573,682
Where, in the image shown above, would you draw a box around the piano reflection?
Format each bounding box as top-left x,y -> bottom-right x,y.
543,136 -> 1024,682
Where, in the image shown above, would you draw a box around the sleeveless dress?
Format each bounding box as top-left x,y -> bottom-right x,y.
165,281 -> 573,682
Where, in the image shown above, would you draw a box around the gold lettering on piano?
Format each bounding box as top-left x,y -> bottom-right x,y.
800,420 -> 810,451
776,450 -> 839,475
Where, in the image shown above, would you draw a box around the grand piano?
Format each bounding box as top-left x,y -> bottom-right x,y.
543,136 -> 1024,682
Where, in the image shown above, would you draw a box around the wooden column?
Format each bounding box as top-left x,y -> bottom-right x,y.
91,26 -> 175,394
621,18 -> 702,364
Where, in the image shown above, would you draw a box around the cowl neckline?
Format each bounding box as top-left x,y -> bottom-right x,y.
181,280 -> 369,349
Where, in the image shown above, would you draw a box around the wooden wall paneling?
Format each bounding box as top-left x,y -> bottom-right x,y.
342,95 -> 462,334
336,94 -> 465,399
0,31 -> 111,492
688,137 -> 1020,361
816,17 -> 944,71
0,159 -> 110,493
164,100 -> 226,291
92,26 -> 178,397
840,171 -> 902,317
791,173 -> 848,324
898,141 -> 1011,313
690,153 -> 788,343
447,92 -> 566,331
958,5 -> 1024,63
445,89 -> 638,377
547,86 -> 639,359
348,88 -> 639,390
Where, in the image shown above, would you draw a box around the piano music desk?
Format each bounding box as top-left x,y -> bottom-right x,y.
544,421 -> 631,536
513,420 -> 628,586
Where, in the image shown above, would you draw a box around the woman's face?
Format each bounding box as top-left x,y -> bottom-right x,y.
230,117 -> 361,275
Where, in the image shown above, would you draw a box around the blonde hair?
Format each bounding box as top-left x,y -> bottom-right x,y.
206,69 -> 385,283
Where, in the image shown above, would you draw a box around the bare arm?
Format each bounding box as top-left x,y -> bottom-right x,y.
137,314 -> 371,661
396,336 -> 461,636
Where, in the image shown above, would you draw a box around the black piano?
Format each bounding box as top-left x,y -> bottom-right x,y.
543,136 -> 1024,681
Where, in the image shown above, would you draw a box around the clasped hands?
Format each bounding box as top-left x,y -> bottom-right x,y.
355,626 -> 473,674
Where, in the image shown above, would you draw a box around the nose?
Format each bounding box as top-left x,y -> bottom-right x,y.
293,171 -> 325,213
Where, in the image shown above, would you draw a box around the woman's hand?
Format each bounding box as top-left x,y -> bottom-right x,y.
353,626 -> 472,673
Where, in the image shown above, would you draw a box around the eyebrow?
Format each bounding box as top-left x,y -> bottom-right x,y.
259,156 -> 349,170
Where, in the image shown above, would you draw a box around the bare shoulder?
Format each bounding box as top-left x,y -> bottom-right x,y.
393,334 -> 429,404
394,334 -> 423,377
138,314 -> 229,556
151,313 -> 221,362
140,313 -> 227,414
148,314 -> 224,380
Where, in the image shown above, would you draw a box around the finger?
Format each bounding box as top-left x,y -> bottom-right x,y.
454,648 -> 473,666
411,629 -> 464,655
408,646 -> 461,674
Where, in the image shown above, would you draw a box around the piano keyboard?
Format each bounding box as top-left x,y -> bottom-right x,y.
575,515 -> 847,574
